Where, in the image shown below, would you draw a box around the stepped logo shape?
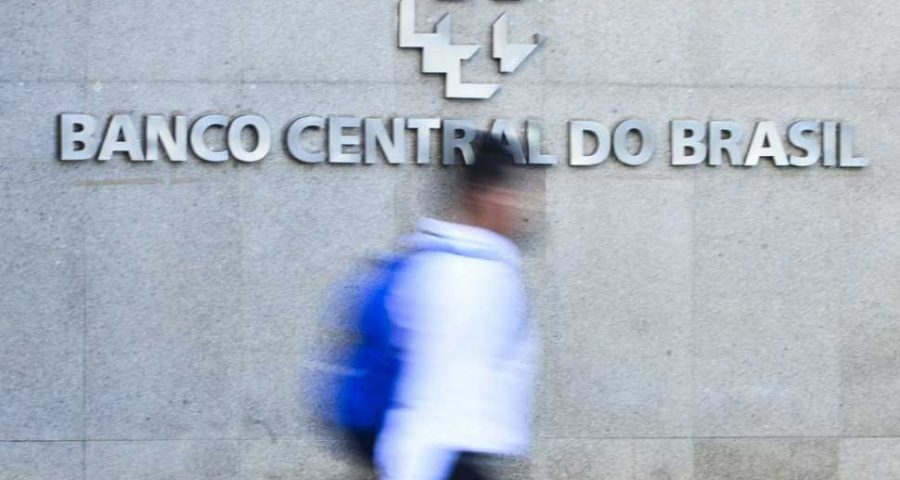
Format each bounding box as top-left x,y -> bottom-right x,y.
398,0 -> 546,99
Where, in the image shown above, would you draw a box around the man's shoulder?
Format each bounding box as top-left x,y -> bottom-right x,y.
406,248 -> 516,280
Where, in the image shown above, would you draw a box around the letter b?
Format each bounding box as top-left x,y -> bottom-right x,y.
59,114 -> 99,161
671,120 -> 707,165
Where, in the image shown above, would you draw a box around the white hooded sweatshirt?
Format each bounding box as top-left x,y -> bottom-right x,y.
375,218 -> 536,480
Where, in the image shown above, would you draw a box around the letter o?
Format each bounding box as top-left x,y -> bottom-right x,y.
228,115 -> 271,163
613,120 -> 656,166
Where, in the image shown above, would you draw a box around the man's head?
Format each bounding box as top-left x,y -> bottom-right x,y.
458,132 -> 525,238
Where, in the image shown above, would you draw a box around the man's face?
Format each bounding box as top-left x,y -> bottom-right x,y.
478,186 -> 525,238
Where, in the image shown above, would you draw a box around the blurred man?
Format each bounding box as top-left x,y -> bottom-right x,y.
371,134 -> 536,480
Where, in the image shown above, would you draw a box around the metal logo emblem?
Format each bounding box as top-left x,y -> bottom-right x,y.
399,0 -> 546,99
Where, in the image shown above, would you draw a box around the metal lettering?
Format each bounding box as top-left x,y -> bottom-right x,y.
527,120 -> 557,165
613,119 -> 655,167
407,118 -> 441,165
286,116 -> 326,163
228,115 -> 271,163
709,121 -> 744,166
59,113 -> 99,161
145,115 -> 188,162
190,115 -> 229,163
55,114 -> 868,169
787,121 -> 821,167
745,121 -> 788,167
490,119 -> 527,165
443,119 -> 478,165
365,118 -> 406,165
569,121 -> 610,166
838,123 -> 869,168
823,121 -> 837,167
329,117 -> 362,164
98,114 -> 145,161
671,120 -> 706,166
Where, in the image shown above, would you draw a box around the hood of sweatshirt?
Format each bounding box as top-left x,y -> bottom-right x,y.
398,218 -> 522,268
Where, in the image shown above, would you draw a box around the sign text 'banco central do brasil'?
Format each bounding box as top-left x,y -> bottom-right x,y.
58,114 -> 870,169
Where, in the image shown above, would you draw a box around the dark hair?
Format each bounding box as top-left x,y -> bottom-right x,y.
463,132 -> 517,192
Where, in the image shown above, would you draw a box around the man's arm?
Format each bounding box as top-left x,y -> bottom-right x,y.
375,254 -> 507,480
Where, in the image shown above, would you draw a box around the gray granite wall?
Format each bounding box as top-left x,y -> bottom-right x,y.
2,1 -> 898,479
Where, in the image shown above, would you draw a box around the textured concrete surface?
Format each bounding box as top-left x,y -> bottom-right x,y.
693,439 -> 840,480
2,0 -> 899,478
541,175 -> 694,438
692,175 -> 846,437
0,185 -> 85,441
0,442 -> 82,480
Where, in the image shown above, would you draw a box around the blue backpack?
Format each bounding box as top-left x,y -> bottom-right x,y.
334,253 -> 410,432
334,244 -> 502,433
